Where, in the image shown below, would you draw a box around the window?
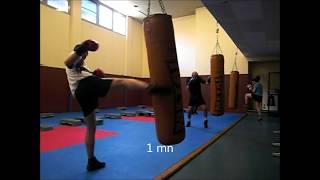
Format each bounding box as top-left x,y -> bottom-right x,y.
44,0 -> 69,13
99,5 -> 112,29
81,0 -> 97,24
113,11 -> 126,35
80,0 -> 127,36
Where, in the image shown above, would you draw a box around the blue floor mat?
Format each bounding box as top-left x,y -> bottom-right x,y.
40,107 -> 244,179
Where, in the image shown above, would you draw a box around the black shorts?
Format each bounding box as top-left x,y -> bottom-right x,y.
189,94 -> 206,107
252,93 -> 262,103
75,76 -> 112,117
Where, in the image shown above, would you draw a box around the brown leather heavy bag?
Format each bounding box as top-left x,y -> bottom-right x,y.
228,71 -> 239,109
210,54 -> 224,116
143,14 -> 185,145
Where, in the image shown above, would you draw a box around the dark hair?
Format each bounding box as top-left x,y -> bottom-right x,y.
254,76 -> 260,82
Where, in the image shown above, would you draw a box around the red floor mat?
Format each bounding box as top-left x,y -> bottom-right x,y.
40,126 -> 117,152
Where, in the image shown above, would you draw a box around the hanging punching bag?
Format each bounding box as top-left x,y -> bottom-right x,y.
143,14 -> 185,145
210,54 -> 224,116
228,71 -> 239,109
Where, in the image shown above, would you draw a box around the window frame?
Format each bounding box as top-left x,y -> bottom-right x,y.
81,0 -> 98,24
81,0 -> 127,36
98,4 -> 113,30
41,0 -> 127,36
41,0 -> 70,15
112,10 -> 127,36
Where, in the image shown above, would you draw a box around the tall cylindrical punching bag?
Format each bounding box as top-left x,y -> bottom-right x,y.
228,71 -> 239,109
143,14 -> 185,145
210,54 -> 224,116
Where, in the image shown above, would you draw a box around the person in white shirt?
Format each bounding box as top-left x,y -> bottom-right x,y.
65,39 -> 171,171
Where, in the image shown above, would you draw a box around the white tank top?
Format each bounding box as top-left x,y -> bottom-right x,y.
65,65 -> 92,97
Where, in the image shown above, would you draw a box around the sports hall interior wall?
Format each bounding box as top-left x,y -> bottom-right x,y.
40,3 -> 249,114
40,65 -> 248,113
